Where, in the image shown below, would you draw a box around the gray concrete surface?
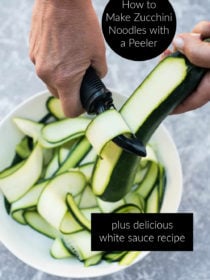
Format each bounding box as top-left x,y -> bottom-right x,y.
0,1 -> 210,279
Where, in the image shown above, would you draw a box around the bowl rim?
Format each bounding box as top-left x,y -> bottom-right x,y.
0,90 -> 183,278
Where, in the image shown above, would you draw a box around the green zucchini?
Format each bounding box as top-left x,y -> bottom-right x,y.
50,238 -> 73,259
10,180 -> 48,213
37,171 -> 86,229
66,193 -> 91,231
91,52 -> 207,201
103,251 -> 127,262
12,209 -> 27,225
135,162 -> 159,199
15,137 -> 32,159
46,96 -> 66,119
41,117 -> 91,144
145,184 -> 159,213
56,137 -> 91,175
84,254 -> 102,267
114,203 -> 142,213
24,210 -> 59,239
59,212 -> 83,234
62,230 -> 102,261
0,144 -> 43,203
119,251 -> 141,266
79,184 -> 98,209
86,109 -> 131,155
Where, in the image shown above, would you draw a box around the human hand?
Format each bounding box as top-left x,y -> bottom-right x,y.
164,21 -> 210,114
29,0 -> 107,117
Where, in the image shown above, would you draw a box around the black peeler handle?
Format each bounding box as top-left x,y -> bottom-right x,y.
80,67 -> 146,157
80,67 -> 113,114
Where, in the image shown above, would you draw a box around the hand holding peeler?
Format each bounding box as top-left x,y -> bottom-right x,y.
80,67 -> 146,157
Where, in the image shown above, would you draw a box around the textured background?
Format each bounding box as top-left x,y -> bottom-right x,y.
0,0 -> 210,279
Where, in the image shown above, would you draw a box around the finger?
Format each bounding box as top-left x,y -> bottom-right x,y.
172,71 -> 210,114
91,56 -> 107,78
89,36 -> 107,78
59,89 -> 84,118
192,21 -> 210,38
160,49 -> 172,60
57,74 -> 85,118
47,85 -> 59,98
173,33 -> 210,68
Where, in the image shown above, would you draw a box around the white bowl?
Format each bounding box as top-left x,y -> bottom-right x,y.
0,91 -> 182,278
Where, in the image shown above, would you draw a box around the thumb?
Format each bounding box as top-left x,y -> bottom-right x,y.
173,33 -> 210,68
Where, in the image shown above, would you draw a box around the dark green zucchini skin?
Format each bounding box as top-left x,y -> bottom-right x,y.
100,152 -> 139,202
136,52 -> 207,144
96,52 -> 207,202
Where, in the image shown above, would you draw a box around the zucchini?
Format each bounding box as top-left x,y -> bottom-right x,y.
59,212 -> 83,234
37,171 -> 86,229
41,117 -> 91,144
0,144 -> 43,202
91,52 -> 207,201
124,192 -> 145,212
50,238 -> 73,259
84,254 -> 102,267
44,149 -> 59,178
12,209 -> 27,225
135,162 -> 158,199
10,180 -> 48,213
145,184 -> 159,213
62,230 -> 101,261
0,85 -> 172,267
58,140 -> 77,164
46,96 -> 66,119
97,196 -> 125,213
114,204 -> 142,213
79,184 -> 97,209
24,210 -> 59,239
0,160 -> 25,179
56,137 -> 91,175
86,109 -> 131,155
13,117 -> 43,143
81,207 -> 101,220
78,163 -> 95,182
15,137 -> 32,159
119,251 -> 141,266
66,193 -> 91,231
158,164 -> 167,211
103,251 -> 127,262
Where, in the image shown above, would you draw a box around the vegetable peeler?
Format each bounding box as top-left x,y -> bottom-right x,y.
80,67 -> 146,157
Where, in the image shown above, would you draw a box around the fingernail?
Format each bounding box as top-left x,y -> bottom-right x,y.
173,36 -> 184,50
190,33 -> 201,38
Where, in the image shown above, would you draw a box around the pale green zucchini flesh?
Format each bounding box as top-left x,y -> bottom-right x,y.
0,144 -> 43,203
37,171 -> 86,229
86,109 -> 132,155
50,238 -> 73,259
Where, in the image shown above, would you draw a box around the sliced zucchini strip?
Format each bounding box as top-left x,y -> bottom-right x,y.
24,210 -> 59,239
62,230 -> 101,261
37,171 -> 86,229
66,193 -> 91,231
86,109 -> 132,155
46,97 -> 66,119
41,117 -> 91,144
50,238 -> 73,259
0,144 -> 43,202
